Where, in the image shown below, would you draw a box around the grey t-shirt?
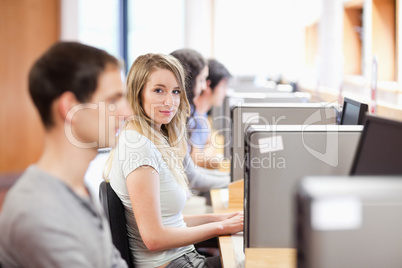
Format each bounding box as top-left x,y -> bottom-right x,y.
0,165 -> 127,268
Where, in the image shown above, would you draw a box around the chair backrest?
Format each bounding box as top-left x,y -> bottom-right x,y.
0,173 -> 21,213
99,181 -> 134,268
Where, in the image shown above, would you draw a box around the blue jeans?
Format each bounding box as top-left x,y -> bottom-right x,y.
165,250 -> 222,268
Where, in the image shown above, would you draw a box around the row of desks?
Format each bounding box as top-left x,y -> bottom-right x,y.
210,181 -> 296,268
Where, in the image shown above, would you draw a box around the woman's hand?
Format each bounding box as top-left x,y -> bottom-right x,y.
217,212 -> 244,235
184,211 -> 243,236
213,211 -> 243,222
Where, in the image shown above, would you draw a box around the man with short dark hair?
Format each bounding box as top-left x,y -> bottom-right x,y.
0,42 -> 132,267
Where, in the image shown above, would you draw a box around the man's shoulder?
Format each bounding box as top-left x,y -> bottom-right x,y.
0,166 -> 72,224
0,171 -> 66,255
5,166 -> 65,202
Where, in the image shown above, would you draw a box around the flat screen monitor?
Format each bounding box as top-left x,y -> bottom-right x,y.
221,92 -> 311,158
297,176 -> 402,268
340,97 -> 368,125
350,115 -> 402,175
230,103 -> 337,181
244,125 -> 363,248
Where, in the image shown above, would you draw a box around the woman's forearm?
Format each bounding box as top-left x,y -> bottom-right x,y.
144,222 -> 222,251
143,213 -> 243,251
183,214 -> 217,227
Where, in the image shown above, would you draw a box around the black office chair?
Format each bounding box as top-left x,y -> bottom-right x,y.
99,181 -> 134,268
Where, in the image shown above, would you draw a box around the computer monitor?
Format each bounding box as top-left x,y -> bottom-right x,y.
296,176 -> 402,268
231,103 -> 337,181
211,88 -> 281,133
244,125 -> 363,249
340,97 -> 368,125
350,115 -> 402,175
220,91 -> 311,158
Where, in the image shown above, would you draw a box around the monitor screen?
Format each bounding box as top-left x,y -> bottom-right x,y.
340,97 -> 368,125
350,115 -> 402,175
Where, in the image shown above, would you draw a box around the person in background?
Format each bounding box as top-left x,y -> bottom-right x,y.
170,49 -> 209,157
105,53 -> 243,268
170,48 -> 209,118
188,59 -> 232,168
170,49 -> 229,192
206,59 -> 232,113
0,42 -> 131,268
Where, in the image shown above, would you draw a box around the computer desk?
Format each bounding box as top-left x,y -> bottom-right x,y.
210,180 -> 297,268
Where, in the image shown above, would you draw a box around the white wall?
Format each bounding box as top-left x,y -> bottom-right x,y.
318,0 -> 344,90
184,0 -> 213,58
60,0 -> 79,41
213,0 -> 306,80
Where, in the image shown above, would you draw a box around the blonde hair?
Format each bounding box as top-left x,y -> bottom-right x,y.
104,53 -> 190,190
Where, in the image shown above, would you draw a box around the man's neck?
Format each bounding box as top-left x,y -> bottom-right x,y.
36,129 -> 98,198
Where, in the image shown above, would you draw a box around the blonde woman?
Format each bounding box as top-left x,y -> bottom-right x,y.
105,53 -> 243,268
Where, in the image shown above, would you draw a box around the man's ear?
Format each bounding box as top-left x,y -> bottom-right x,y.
207,79 -> 212,87
57,92 -> 78,124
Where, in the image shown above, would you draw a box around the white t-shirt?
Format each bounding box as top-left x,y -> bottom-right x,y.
109,130 -> 194,268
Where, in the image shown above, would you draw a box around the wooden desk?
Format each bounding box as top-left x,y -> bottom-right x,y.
211,185 -> 297,268
210,188 -> 243,267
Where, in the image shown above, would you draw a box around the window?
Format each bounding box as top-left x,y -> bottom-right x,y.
126,0 -> 185,68
78,0 -> 120,58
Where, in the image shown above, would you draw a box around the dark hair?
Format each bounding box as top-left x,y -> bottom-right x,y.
170,48 -> 206,113
207,59 -> 231,91
29,41 -> 120,129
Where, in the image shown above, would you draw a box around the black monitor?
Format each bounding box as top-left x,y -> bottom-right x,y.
340,97 -> 368,125
350,115 -> 402,175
